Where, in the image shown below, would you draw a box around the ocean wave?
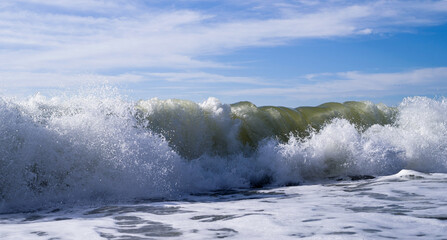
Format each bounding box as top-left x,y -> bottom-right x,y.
0,91 -> 446,212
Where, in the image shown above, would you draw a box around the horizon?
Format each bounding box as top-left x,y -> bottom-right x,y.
1,0 -> 447,107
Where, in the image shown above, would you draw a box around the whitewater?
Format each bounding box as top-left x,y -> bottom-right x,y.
1,89 -> 446,239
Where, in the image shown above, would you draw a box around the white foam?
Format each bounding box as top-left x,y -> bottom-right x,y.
0,92 -> 186,211
259,97 -> 447,185
1,171 -> 446,239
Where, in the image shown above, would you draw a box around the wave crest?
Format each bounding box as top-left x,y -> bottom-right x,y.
1,92 -> 446,212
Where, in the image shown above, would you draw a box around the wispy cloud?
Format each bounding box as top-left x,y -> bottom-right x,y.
12,0 -> 138,13
222,67 -> 447,101
1,0 -> 447,74
145,72 -> 265,85
1,0 -> 447,105
0,72 -> 144,88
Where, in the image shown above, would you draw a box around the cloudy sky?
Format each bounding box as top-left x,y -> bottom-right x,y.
1,0 -> 447,106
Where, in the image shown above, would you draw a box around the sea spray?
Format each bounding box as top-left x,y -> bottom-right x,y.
1,90 -> 446,212
0,93 -> 186,212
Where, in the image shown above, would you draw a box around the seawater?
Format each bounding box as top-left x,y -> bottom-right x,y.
1,170 -> 446,239
1,90 -> 447,239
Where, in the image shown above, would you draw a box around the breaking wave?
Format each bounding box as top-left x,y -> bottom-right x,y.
1,89 -> 446,212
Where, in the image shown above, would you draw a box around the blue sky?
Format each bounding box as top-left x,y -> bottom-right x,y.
1,0 -> 447,107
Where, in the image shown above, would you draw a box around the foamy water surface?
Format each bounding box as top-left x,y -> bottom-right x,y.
1,170 -> 446,239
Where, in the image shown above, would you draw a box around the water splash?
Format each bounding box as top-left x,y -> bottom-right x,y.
1,90 -> 446,212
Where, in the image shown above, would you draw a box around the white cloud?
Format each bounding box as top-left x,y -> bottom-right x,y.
13,0 -> 137,13
0,72 -> 144,88
222,67 -> 447,100
1,0 -> 447,74
0,71 -> 263,90
1,0 -> 447,105
145,72 -> 265,85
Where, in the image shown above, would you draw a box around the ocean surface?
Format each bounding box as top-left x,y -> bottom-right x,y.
1,90 -> 447,239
